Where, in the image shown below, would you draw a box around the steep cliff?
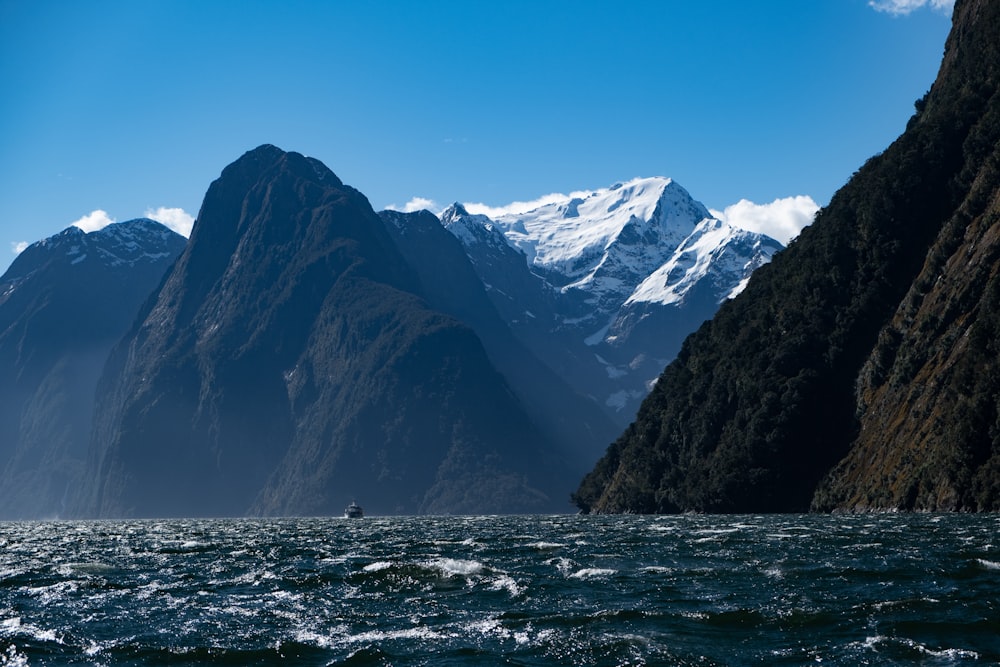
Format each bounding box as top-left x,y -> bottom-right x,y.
78,146 -> 573,518
814,0 -> 1000,511
575,0 -> 1000,513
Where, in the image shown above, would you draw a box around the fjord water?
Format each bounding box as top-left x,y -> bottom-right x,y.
1,514 -> 998,665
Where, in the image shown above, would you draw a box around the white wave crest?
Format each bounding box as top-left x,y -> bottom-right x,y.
488,574 -> 525,597
426,558 -> 485,577
570,567 -> 617,579
527,541 -> 565,550
2,644 -> 29,667
362,561 -> 395,572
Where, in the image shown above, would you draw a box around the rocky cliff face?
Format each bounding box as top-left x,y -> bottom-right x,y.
574,0 -> 1000,514
76,146 -> 577,518
813,0 -> 1000,512
0,220 -> 185,519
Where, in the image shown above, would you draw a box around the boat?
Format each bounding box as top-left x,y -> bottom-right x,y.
344,502 -> 364,518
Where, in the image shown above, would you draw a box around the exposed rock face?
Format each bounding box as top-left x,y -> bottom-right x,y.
77,146 -> 576,518
813,0 -> 1000,511
0,220 -> 185,519
574,0 -> 1000,514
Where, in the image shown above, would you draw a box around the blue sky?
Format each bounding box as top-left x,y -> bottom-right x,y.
1,0 -> 953,273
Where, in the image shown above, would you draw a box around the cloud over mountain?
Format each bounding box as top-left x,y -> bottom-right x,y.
69,207 -> 194,238
710,196 -> 819,246
462,191 -> 594,220
144,207 -> 195,237
71,210 -> 116,233
386,197 -> 441,214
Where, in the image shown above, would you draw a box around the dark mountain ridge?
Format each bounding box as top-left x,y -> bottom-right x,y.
574,0 -> 1000,513
378,209 -> 620,467
0,220 -> 185,519
76,146 -> 579,518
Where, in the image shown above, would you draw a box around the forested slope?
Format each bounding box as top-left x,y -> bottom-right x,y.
575,0 -> 1000,513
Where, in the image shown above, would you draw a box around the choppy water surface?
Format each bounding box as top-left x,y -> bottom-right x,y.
1,514 -> 999,665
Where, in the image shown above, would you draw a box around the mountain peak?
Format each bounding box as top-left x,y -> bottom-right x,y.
439,176 -> 784,419
473,176 -> 710,284
245,143 -> 285,159
215,144 -> 344,194
3,219 -> 185,281
88,219 -> 187,268
440,202 -> 470,222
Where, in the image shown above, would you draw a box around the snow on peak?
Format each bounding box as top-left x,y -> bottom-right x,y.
441,202 -> 470,220
625,217 -> 782,307
440,203 -> 521,256
87,219 -> 185,267
3,218 -> 185,284
461,177 -> 711,285
42,219 -> 182,269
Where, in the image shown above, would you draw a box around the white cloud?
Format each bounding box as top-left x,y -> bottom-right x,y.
384,197 -> 441,214
710,195 -> 819,246
868,0 -> 954,16
463,190 -> 591,220
144,207 -> 195,237
72,209 -> 116,233
11,241 -> 29,255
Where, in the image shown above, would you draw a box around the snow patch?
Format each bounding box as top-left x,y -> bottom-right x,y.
625,219 -> 780,307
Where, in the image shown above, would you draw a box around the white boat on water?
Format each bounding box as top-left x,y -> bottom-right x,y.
344,502 -> 364,518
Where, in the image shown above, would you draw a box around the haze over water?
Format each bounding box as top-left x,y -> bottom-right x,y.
1,513 -> 997,665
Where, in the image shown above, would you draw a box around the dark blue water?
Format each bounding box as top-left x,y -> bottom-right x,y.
1,514 -> 998,665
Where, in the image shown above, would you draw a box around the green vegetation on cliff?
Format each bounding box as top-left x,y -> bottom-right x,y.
575,0 -> 1000,513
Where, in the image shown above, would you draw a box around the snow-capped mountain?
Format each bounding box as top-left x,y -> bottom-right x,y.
488,177 -> 707,286
440,177 -> 783,422
9,218 -> 183,281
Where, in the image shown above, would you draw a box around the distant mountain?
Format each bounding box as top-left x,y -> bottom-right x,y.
378,209 -> 620,467
75,145 -> 580,518
0,220 -> 185,519
574,0 -> 1000,513
441,177 -> 782,422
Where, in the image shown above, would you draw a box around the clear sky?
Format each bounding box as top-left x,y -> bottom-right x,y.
1,0 -> 954,273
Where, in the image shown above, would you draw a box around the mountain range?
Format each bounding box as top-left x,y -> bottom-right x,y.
0,220 -> 185,518
71,147 -> 589,517
574,0 -> 1000,514
440,178 -> 782,422
0,141 -> 777,517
